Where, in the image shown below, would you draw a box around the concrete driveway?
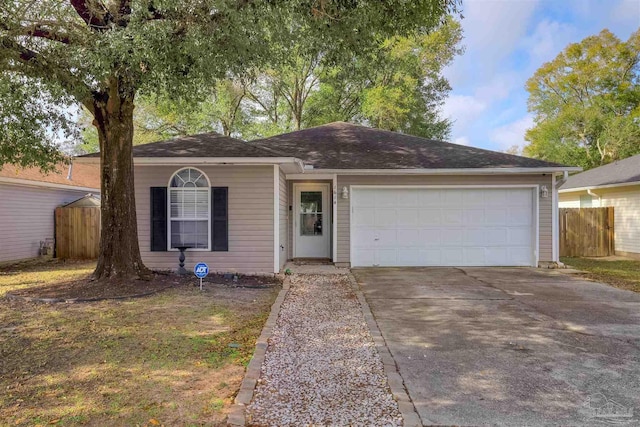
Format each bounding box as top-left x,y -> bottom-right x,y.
352,267 -> 640,426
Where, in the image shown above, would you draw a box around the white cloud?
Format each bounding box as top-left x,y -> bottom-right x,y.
489,115 -> 534,150
610,0 -> 640,33
441,94 -> 487,133
521,19 -> 578,65
445,0 -> 541,87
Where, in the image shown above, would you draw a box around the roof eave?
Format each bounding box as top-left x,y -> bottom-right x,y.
559,180 -> 640,193
73,156 -> 305,172
0,176 -> 100,192
301,167 -> 581,175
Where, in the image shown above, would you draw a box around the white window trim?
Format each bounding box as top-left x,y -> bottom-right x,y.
167,167 -> 212,252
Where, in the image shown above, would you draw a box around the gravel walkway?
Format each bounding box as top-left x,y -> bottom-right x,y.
247,274 -> 402,426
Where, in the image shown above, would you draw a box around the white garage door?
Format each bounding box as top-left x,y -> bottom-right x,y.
351,187 -> 536,267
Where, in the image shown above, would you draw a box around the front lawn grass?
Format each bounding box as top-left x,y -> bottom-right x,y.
0,259 -> 278,426
561,256 -> 640,293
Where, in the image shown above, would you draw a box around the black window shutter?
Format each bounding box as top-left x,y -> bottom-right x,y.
150,187 -> 168,251
212,187 -> 228,251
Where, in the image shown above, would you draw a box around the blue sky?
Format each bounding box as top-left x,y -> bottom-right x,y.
441,0 -> 640,151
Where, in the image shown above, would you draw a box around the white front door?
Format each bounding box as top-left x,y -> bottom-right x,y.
294,183 -> 331,258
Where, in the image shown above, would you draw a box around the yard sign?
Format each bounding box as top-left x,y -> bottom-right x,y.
194,262 -> 209,290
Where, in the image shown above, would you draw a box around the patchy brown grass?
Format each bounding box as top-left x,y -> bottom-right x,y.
0,260 -> 278,426
561,256 -> 640,293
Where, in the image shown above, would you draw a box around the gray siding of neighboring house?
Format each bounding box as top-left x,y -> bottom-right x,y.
0,183 -> 93,263
559,185 -> 640,256
336,174 -> 555,265
135,165 -> 275,274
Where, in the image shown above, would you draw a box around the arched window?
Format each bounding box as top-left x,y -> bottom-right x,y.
169,168 -> 210,249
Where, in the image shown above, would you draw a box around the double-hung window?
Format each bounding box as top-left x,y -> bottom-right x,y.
169,168 -> 210,249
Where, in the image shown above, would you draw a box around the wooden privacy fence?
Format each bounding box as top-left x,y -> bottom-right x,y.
55,207 -> 101,259
559,207 -> 614,257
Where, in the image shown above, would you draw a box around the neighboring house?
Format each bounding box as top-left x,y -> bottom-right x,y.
0,163 -> 101,263
77,122 -> 578,273
559,153 -> 640,258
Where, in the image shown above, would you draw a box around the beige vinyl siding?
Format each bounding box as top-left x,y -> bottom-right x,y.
560,186 -> 640,255
0,183 -> 93,263
279,168 -> 288,269
337,174 -> 554,265
135,165 -> 274,274
558,193 -> 581,208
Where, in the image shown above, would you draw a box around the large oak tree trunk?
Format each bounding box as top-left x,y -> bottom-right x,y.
92,77 -> 150,280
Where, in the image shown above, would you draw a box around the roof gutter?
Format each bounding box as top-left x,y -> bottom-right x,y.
0,176 -> 100,193
299,167 -> 582,175
559,180 -> 640,193
74,156 -> 306,172
587,188 -> 601,206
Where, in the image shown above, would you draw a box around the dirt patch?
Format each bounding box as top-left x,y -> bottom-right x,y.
205,273 -> 281,289
4,267 -> 280,301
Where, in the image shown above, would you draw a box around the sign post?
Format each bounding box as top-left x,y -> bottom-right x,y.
194,262 -> 209,291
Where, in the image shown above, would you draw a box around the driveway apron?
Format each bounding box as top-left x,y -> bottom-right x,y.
353,267 -> 640,427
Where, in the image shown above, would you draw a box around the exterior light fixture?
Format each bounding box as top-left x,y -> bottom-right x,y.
342,186 -> 349,199
540,185 -> 549,198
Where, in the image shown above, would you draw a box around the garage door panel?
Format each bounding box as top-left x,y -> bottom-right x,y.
485,208 -> 508,225
442,209 -> 464,225
441,228 -> 464,246
508,227 -> 532,245
353,248 -> 375,266
397,249 -> 422,266
353,208 -> 375,226
351,188 -> 535,267
486,247 -> 509,264
485,228 -> 508,246
463,209 -> 485,225
377,229 -> 398,245
464,247 -> 486,265
419,209 -> 442,225
397,209 -> 419,226
508,207 -> 532,225
442,190 -> 463,206
419,248 -> 442,265
464,228 -> 487,246
441,248 -> 464,265
485,189 -> 508,204
353,190 -> 377,207
396,190 -> 419,207
376,249 -> 397,266
419,190 -> 442,205
375,192 -> 397,207
374,209 -> 397,227
420,228 -> 442,246
509,247 -> 533,265
508,189 -> 532,204
397,229 -> 423,246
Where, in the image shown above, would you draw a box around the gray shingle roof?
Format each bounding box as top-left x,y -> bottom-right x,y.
80,122 -> 572,170
250,122 -> 567,169
82,133 -> 286,158
560,153 -> 640,190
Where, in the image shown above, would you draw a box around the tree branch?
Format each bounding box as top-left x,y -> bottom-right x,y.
69,0 -> 111,29
1,36 -> 94,113
0,22 -> 71,44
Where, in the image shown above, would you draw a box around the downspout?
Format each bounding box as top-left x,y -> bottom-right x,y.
587,188 -> 601,207
66,161 -> 73,181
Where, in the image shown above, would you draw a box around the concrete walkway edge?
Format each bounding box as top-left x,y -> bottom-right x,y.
228,276 -> 291,426
347,273 -> 423,427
